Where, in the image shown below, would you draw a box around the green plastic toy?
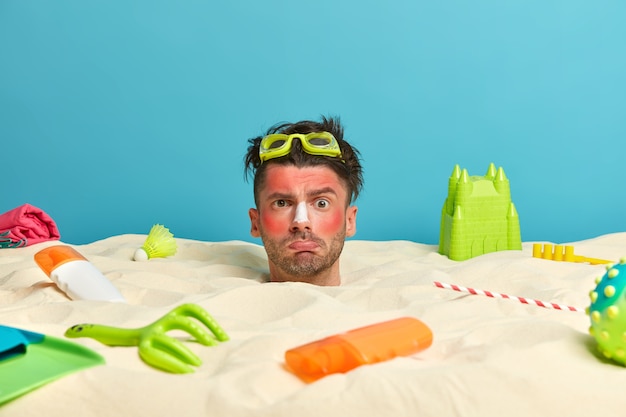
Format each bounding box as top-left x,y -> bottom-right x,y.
439,163 -> 522,261
0,325 -> 104,405
588,258 -> 626,365
65,303 -> 229,373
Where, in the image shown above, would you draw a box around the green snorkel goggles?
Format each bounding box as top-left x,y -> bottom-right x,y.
259,132 -> 343,162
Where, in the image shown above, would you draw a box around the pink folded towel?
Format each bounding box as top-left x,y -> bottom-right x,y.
0,204 -> 61,248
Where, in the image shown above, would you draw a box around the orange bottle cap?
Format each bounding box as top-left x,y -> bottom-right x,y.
34,245 -> 87,277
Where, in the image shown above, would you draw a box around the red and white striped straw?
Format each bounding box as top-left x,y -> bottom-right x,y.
433,281 -> 584,313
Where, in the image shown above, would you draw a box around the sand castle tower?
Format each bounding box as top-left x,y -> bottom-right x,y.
439,163 -> 522,261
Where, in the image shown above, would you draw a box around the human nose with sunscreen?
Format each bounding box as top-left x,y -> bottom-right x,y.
293,201 -> 309,224
34,245 -> 126,302
285,317 -> 433,382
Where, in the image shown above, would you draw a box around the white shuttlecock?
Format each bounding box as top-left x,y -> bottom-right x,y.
133,224 -> 178,261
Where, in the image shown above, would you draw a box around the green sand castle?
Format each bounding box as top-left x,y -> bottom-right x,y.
439,163 -> 522,261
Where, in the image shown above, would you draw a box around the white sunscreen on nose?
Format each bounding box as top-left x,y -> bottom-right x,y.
293,201 -> 309,223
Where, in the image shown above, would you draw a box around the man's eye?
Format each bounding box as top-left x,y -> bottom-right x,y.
274,200 -> 288,208
316,199 -> 329,209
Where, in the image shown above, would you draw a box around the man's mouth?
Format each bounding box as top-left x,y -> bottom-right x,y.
288,240 -> 319,252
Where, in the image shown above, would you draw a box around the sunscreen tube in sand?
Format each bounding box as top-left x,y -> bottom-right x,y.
34,245 -> 126,302
285,317 -> 432,382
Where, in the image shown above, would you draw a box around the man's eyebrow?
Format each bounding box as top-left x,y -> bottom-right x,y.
307,187 -> 338,198
265,187 -> 338,201
265,192 -> 294,201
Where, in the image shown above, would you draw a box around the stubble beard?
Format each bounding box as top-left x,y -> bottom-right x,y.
261,230 -> 346,278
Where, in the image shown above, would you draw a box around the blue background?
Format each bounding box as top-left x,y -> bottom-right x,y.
1,1 -> 624,245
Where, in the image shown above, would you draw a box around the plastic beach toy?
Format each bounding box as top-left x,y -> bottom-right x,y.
533,243 -> 612,265
285,317 -> 433,382
0,325 -> 104,405
588,258 -> 626,365
34,245 -> 125,302
439,163 -> 522,261
65,304 -> 229,373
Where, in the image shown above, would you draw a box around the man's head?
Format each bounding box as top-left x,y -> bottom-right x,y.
244,116 -> 364,286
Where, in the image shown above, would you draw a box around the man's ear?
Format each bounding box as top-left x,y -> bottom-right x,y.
345,205 -> 358,237
249,208 -> 261,237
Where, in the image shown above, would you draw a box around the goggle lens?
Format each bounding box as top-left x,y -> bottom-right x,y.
267,139 -> 287,149
308,137 -> 332,146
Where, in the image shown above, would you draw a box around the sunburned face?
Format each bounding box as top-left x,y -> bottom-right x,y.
249,164 -> 357,286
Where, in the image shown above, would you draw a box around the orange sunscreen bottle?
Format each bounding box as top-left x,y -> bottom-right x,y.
34,245 -> 126,302
285,317 -> 432,382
